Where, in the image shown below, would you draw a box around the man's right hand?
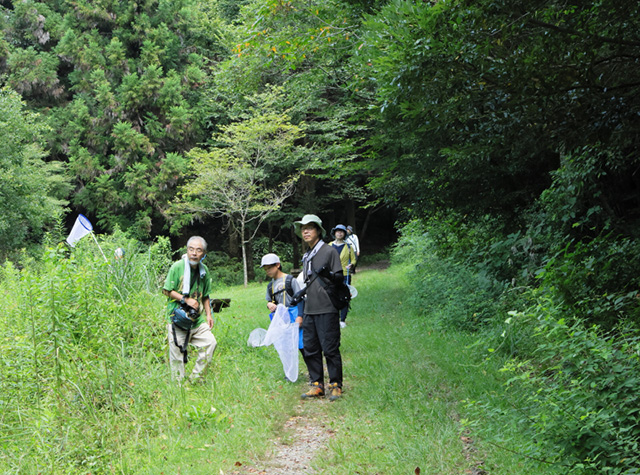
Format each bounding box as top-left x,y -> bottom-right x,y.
290,288 -> 307,306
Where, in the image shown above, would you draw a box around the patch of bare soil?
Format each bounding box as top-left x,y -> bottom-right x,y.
356,259 -> 390,271
460,430 -> 487,475
233,402 -> 335,475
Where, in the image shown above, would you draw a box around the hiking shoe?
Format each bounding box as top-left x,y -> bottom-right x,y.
301,382 -> 324,399
327,382 -> 342,401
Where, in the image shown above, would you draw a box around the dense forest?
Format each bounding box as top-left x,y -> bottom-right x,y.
2,0 -> 640,473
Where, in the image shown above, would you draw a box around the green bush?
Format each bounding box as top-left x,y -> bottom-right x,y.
201,250 -> 244,288
251,236 -> 294,265
393,220 -> 503,331
401,213 -> 547,291
500,303 -> 640,474
539,235 -> 640,329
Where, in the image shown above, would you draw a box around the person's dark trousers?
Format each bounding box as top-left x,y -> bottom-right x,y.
302,312 -> 343,388
340,306 -> 348,322
340,274 -> 351,322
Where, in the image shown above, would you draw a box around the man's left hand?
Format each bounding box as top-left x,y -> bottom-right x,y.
186,297 -> 199,311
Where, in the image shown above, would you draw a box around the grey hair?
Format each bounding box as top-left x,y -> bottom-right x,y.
187,236 -> 208,252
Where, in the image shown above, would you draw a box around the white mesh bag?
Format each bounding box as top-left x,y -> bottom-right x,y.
248,305 -> 299,381
263,304 -> 299,382
247,328 -> 267,347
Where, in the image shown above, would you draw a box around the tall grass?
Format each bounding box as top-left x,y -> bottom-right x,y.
0,236 -> 302,474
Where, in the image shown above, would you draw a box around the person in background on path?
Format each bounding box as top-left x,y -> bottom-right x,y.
345,225 -> 360,272
261,253 -> 308,365
162,236 -> 217,383
330,224 -> 356,328
294,214 -> 344,401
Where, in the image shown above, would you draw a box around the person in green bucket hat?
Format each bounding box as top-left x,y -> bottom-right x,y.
293,214 -> 345,401
293,214 -> 326,239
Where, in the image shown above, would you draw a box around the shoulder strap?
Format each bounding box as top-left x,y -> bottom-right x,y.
285,274 -> 294,297
268,275 -> 294,303
171,324 -> 191,364
311,267 -> 331,290
267,280 -> 274,302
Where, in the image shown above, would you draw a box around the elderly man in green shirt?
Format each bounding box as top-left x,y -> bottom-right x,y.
162,236 -> 217,383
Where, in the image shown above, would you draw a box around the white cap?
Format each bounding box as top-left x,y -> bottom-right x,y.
260,253 -> 280,267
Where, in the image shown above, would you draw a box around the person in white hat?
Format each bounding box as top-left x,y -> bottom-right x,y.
293,214 -> 345,401
260,253 -> 303,316
260,253 -> 308,370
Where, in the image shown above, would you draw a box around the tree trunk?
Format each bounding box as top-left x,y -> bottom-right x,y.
291,225 -> 301,273
241,222 -> 248,286
246,239 -> 255,282
345,199 -> 357,231
229,221 -> 240,258
361,205 -> 381,241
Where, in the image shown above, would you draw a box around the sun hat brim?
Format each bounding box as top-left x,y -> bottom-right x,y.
331,224 -> 348,238
293,214 -> 326,238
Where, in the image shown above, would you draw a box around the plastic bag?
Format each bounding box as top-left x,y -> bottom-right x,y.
269,305 -> 303,349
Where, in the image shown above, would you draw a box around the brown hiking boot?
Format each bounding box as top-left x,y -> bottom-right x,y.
301,382 -> 324,399
326,382 -> 342,401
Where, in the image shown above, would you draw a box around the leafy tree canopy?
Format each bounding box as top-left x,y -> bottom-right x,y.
358,0 -> 640,232
171,87 -> 307,284
1,0 -> 230,237
208,0 -> 376,217
0,87 -> 71,258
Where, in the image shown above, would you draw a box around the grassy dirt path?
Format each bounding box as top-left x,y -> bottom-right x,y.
233,402 -> 334,475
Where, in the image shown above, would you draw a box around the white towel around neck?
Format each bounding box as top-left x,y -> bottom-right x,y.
182,256 -> 206,295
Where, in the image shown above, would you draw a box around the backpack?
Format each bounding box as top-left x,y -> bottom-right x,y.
267,274 -> 295,304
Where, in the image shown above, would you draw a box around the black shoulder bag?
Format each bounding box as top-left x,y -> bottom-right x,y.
170,271 -> 201,364
309,267 -> 351,310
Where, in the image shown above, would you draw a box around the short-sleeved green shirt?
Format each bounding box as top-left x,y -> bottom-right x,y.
163,259 -> 212,326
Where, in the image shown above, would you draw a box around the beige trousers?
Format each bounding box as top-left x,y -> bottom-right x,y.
167,322 -> 217,382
